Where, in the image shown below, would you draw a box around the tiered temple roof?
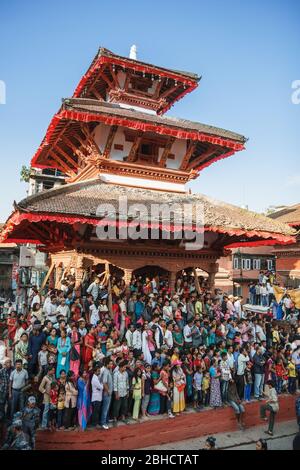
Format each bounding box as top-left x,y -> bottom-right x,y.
1,179 -> 295,248
1,47 -> 297,251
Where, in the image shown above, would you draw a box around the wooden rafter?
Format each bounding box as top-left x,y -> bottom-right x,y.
49,150 -> 76,176
55,144 -> 78,171
51,122 -> 71,149
159,137 -> 175,167
124,71 -> 132,92
180,141 -> 197,170
153,78 -> 165,99
61,135 -> 86,166
126,132 -> 143,162
103,125 -> 118,159
25,224 -> 47,243
90,87 -> 104,101
160,83 -> 179,100
187,147 -> 217,171
98,71 -> 114,89
108,65 -> 120,88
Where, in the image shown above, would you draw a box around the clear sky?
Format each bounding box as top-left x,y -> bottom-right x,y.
0,0 -> 299,221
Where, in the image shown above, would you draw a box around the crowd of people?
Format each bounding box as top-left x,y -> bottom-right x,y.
0,269 -> 300,450
248,271 -> 297,321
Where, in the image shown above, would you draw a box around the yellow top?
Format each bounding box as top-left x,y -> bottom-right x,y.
287,362 -> 297,378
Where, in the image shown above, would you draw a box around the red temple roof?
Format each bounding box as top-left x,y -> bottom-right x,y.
73,47 -> 200,115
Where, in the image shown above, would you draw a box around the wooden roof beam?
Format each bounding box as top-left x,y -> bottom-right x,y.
98,71 -> 114,89
55,144 -> 78,171
180,141 -> 197,170
107,65 -> 120,88
153,77 -> 165,99
187,147 -> 217,171
49,150 -> 76,177
103,125 -> 118,159
126,132 -> 143,162
160,83 -> 179,100
159,137 -> 175,167
90,87 -> 104,101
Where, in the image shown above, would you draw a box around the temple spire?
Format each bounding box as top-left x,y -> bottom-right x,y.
129,44 -> 137,60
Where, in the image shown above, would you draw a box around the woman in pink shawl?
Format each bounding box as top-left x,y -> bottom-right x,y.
70,324 -> 82,379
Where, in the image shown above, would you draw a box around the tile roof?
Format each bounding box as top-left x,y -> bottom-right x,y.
269,204 -> 300,227
63,98 -> 247,144
92,47 -> 200,81
15,178 -> 294,237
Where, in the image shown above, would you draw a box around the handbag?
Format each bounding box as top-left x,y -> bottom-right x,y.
154,380 -> 167,393
70,346 -> 80,361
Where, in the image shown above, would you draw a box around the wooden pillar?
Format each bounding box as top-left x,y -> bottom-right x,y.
207,262 -> 219,291
169,270 -> 177,293
75,255 -> 84,291
55,263 -> 63,289
123,269 -> 133,287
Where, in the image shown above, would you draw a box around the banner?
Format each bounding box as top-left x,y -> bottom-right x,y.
273,285 -> 285,304
273,285 -> 300,309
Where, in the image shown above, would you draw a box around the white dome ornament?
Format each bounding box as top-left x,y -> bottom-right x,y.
129,45 -> 137,60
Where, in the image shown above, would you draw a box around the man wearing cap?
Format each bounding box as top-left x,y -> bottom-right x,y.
1,411 -> 22,449
6,419 -> 31,450
22,396 -> 40,449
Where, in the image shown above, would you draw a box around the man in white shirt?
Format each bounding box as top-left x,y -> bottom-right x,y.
90,302 -> 100,327
30,289 -> 41,309
86,276 -> 100,302
260,284 -> 268,307
132,325 -> 142,356
125,324 -> 135,348
43,296 -> 58,324
255,320 -> 266,344
234,297 -> 242,319
91,366 -> 103,428
164,323 -> 173,349
56,299 -> 70,321
183,319 -> 194,347
236,348 -> 250,399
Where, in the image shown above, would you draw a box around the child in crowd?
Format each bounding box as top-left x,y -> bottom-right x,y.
287,358 -> 297,394
56,386 -> 65,430
193,366 -> 203,409
244,362 -> 253,401
93,342 -> 105,363
202,371 -> 210,406
274,358 -> 286,394
49,382 -> 58,431
38,343 -> 49,379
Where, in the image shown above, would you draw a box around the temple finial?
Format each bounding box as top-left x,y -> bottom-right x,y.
129,44 -> 137,60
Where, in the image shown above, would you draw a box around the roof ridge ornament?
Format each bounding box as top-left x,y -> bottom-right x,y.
129,45 -> 137,60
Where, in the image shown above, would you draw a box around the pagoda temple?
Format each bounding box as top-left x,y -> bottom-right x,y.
1,47 -> 296,290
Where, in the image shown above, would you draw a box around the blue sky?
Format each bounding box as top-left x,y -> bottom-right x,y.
0,0 -> 299,220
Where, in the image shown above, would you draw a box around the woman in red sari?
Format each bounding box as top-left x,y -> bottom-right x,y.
82,326 -> 96,371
